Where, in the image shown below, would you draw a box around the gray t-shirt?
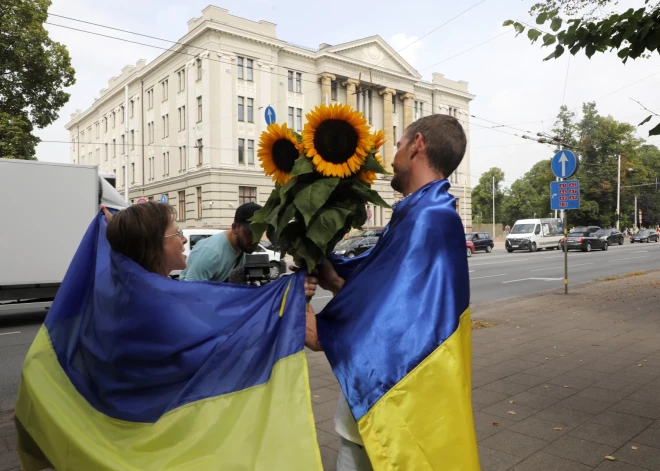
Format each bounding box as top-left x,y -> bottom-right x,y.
180,232 -> 244,282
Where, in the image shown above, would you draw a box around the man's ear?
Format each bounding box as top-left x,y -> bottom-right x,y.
231,222 -> 238,233
410,132 -> 424,160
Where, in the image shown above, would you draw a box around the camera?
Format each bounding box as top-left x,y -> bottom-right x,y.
228,253 -> 272,286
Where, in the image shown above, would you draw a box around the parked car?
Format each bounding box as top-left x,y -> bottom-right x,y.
333,237 -> 378,258
630,229 -> 659,243
596,228 -> 624,246
570,226 -> 601,234
465,232 -> 494,253
561,229 -> 608,252
466,240 -> 475,258
505,218 -> 564,252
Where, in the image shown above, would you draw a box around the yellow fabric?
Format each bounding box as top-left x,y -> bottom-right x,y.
15,327 -> 323,471
357,308 -> 480,471
279,279 -> 293,317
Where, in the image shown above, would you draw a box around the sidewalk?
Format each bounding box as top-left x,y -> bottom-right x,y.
2,272 -> 660,470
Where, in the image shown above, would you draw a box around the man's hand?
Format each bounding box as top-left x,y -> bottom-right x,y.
317,258 -> 344,295
288,264 -> 319,298
305,304 -> 322,351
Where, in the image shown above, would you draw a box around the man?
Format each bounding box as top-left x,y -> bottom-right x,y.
180,203 -> 262,282
308,114 -> 473,470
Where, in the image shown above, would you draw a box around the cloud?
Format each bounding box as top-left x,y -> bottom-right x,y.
389,33 -> 423,67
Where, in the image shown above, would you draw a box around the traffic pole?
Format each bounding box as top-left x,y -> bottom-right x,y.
563,209 -> 568,294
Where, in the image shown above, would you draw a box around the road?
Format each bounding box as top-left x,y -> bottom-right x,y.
2,240 -> 659,410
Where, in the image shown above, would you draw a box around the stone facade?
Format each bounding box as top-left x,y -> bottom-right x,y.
65,6 -> 474,229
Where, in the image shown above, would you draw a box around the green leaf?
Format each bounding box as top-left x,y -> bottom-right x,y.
543,33 -> 557,46
352,182 -> 391,208
513,22 -> 525,35
289,156 -> 314,177
617,47 -> 630,59
279,177 -> 298,195
306,207 -> 353,253
544,44 -> 565,61
292,237 -> 324,272
251,190 -> 280,223
502,20 -> 514,27
293,178 -> 340,225
536,12 -> 548,25
550,17 -> 562,32
363,154 -> 387,173
273,203 -> 298,241
649,122 -> 660,136
250,221 -> 269,242
639,115 -> 653,126
528,29 -> 542,42
585,44 -> 597,58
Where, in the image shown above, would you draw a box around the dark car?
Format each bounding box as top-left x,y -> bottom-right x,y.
630,229 -> 659,243
333,237 -> 378,258
465,232 -> 494,253
570,226 -> 601,234
596,228 -> 624,246
562,229 -> 608,252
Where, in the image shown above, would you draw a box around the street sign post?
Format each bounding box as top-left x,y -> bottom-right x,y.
264,106 -> 276,126
550,180 -> 580,211
160,194 -> 168,204
551,150 -> 579,179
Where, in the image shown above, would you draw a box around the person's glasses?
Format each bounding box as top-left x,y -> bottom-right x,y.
165,230 -> 184,239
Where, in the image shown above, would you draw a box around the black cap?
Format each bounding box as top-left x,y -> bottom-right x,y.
235,202 -> 262,224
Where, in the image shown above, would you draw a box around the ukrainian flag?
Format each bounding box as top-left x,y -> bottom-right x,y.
318,179 -> 480,470
15,213 -> 322,470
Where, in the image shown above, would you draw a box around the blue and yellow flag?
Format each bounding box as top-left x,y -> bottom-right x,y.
318,179 -> 480,470
15,213 -> 322,470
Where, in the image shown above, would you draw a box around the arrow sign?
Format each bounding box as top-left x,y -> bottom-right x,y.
264,105 -> 276,125
551,149 -> 579,179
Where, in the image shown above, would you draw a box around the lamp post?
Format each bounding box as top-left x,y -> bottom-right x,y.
616,155 -> 621,230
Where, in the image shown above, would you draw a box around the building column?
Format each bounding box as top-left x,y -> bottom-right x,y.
343,78 -> 360,109
379,87 -> 397,172
320,73 -> 336,105
402,93 -> 415,129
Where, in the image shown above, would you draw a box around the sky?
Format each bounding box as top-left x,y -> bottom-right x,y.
36,0 -> 660,188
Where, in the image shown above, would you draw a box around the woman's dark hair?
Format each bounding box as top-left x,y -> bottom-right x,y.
106,202 -> 176,274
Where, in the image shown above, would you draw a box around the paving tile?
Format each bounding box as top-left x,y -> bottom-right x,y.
592,377 -> 644,394
571,386 -> 630,404
508,416 -> 573,441
628,389 -> 660,406
473,356 -> 503,368
315,427 -> 340,447
480,430 -> 548,459
523,366 -> 571,380
556,394 -> 613,415
568,422 -> 640,447
473,371 -> 509,388
0,424 -> 14,439
631,427 -> 660,448
506,373 -> 548,387
511,452 -> 592,471
582,361 -> 628,374
309,376 -> 336,390
481,400 -> 540,423
590,410 -> 653,433
311,387 -> 340,404
527,383 -> 579,400
473,411 -> 515,441
543,435 -> 617,467
533,406 -> 595,428
319,445 -> 338,471
613,442 -> 660,470
312,398 -> 338,423
0,452 -> 20,471
471,388 -> 509,407
478,446 -> 523,471
594,461 -> 650,471
506,391 -> 561,410
548,375 -> 600,391
621,364 -> 660,377
609,371 -> 656,385
316,418 -> 338,435
481,379 -> 532,396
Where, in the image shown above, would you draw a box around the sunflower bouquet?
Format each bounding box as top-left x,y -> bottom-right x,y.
250,103 -> 390,272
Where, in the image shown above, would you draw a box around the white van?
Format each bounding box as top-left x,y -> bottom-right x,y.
505,218 -> 564,253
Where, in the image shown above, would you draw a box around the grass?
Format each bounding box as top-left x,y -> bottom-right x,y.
599,271 -> 647,281
471,320 -> 498,329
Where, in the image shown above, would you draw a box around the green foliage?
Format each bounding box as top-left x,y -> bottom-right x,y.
471,168 -> 506,223
1,0 -> 76,159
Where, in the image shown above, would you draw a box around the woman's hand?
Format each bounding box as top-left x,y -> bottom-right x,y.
102,206 -> 113,223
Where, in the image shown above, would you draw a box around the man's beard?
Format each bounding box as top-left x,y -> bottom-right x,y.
391,172 -> 405,194
237,236 -> 257,254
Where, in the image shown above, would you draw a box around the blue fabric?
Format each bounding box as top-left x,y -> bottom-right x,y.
45,213 -> 307,423
317,179 -> 470,420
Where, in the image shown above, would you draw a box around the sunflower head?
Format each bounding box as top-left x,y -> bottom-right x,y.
372,130 -> 386,152
358,154 -> 383,186
302,104 -> 374,178
258,123 -> 303,186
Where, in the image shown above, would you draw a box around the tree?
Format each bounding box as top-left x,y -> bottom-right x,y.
501,160 -> 555,224
471,168 -> 506,224
1,0 -> 75,159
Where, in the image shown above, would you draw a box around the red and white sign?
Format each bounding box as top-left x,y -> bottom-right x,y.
136,197 -> 148,205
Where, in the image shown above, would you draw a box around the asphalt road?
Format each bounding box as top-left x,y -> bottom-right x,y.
1,240 -> 658,411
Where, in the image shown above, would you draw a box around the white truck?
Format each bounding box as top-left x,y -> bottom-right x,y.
505,218 -> 564,253
0,159 -> 127,307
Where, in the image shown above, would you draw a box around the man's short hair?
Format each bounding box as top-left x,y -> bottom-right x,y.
404,114 -> 467,178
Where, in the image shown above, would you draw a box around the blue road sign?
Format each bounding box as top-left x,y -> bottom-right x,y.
265,106 -> 276,125
160,194 -> 168,203
550,180 -> 580,210
551,150 -> 579,179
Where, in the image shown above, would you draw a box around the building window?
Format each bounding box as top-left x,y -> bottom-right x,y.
178,191 -> 186,220
162,114 -> 169,138
95,122 -> 100,138
112,111 -> 116,128
150,157 -> 155,181
178,106 -> 185,131
131,163 -> 135,183
196,58 -> 202,80
288,70 -> 293,91
239,186 -> 257,205
178,69 -> 185,92
163,152 -> 169,176
147,121 -> 154,144
112,138 -> 116,157
105,143 -> 108,161
238,96 -> 244,122
80,131 -> 85,146
296,72 -> 302,93
96,148 -> 100,163
247,98 -> 254,123
392,94 -> 397,113
130,130 -> 135,150
120,134 -> 125,155
288,107 -> 294,129
237,57 -> 244,80
331,80 -> 338,101
296,108 -> 302,132
238,138 -> 245,164
197,138 -> 203,165
247,139 -> 254,165
121,166 -> 125,187
197,97 -> 202,122
196,186 -> 202,218
179,146 -> 186,171
161,79 -> 168,101
120,106 -> 124,124
147,89 -> 154,109
130,100 -> 134,118
246,59 -> 253,81
393,125 -> 397,144
368,90 -> 373,125
104,118 -> 108,133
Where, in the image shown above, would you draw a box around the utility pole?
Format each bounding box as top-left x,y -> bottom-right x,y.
124,85 -> 130,203
616,154 -> 621,230
634,196 -> 638,232
492,176 -> 496,237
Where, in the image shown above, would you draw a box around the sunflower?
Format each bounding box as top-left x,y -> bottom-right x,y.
302,103 -> 374,178
358,154 -> 383,185
372,129 -> 386,152
258,123 -> 303,186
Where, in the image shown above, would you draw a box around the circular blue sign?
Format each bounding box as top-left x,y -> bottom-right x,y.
160,194 -> 168,203
264,106 -> 276,125
551,150 -> 579,179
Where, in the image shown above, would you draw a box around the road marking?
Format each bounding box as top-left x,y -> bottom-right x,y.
469,270 -> 476,273
631,251 -> 648,254
469,259 -> 528,267
0,331 -> 21,336
314,296 -> 333,299
530,263 -> 594,272
470,273 -> 508,280
608,255 -> 648,263
502,277 -> 563,284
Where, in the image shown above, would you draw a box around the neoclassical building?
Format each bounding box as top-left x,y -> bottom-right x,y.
66,6 -> 474,229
